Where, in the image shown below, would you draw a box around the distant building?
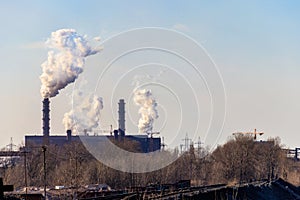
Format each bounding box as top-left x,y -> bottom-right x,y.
25,131 -> 161,153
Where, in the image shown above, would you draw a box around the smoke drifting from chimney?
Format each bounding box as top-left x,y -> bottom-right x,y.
63,91 -> 103,134
133,89 -> 159,134
40,29 -> 101,98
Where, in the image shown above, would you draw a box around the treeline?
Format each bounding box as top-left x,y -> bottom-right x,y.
2,134 -> 300,189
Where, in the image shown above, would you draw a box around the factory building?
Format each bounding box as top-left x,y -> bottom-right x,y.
25,99 -> 161,153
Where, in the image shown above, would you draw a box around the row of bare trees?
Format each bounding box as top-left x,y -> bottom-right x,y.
211,134 -> 286,184
2,134 -> 298,189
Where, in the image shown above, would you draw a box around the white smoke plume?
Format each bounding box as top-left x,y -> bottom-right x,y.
40,29 -> 101,98
63,91 -> 103,134
133,89 -> 159,134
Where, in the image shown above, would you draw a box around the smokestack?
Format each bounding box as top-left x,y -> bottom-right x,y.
42,98 -> 50,145
66,129 -> 72,142
118,99 -> 125,137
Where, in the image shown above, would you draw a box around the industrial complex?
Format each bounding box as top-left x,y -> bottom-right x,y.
25,98 -> 161,153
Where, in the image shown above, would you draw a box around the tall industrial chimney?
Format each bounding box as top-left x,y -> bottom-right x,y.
66,129 -> 72,142
118,99 -> 125,137
42,98 -> 50,145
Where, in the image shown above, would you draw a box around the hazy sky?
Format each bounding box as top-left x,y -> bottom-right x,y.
0,1 -> 299,150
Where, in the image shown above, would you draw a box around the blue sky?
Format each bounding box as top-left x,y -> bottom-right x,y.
0,1 -> 299,149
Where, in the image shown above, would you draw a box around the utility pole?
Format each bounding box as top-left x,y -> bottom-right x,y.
42,146 -> 47,200
7,137 -> 17,166
75,154 -> 80,199
189,142 -> 195,180
180,144 -> 184,154
23,148 -> 28,200
24,152 -> 27,199
181,133 -> 191,153
194,137 -> 203,157
22,145 -> 47,199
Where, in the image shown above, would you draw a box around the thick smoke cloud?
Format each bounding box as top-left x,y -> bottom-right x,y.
133,89 -> 159,134
40,29 -> 101,98
63,91 -> 103,134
